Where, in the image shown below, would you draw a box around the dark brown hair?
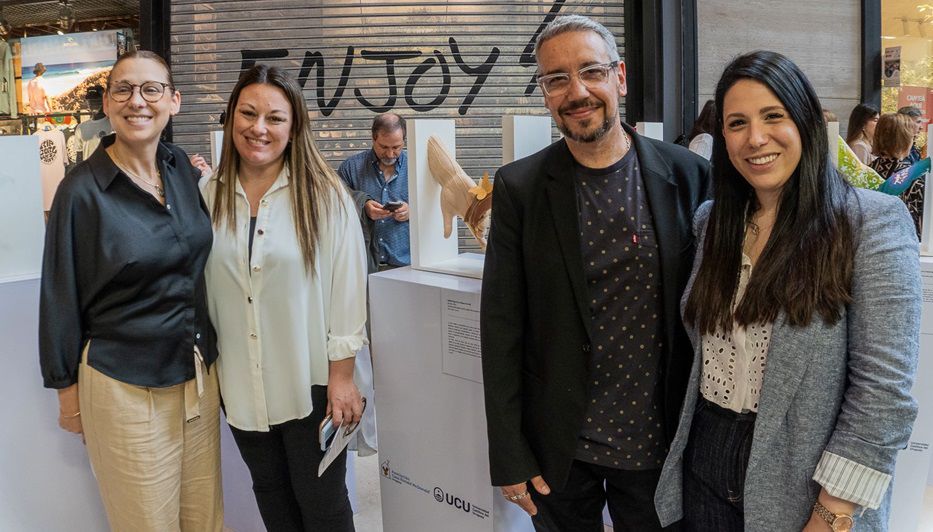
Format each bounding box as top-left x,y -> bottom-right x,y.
211,64 -> 346,272
684,51 -> 856,334
688,99 -> 716,141
873,113 -> 914,159
845,103 -> 879,145
371,112 -> 406,139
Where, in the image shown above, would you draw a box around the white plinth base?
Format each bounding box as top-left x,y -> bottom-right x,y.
370,267 -> 533,532
416,252 -> 485,279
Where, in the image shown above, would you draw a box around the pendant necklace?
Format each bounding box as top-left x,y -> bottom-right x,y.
112,151 -> 164,198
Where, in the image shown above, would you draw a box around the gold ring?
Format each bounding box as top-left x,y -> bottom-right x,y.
506,491 -> 529,501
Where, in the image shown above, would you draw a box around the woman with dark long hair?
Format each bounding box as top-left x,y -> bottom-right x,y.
40,50 -> 222,530
201,64 -> 367,531
845,103 -> 879,165
654,51 -> 921,531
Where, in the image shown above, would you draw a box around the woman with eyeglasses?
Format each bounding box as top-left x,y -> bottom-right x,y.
39,50 -> 222,531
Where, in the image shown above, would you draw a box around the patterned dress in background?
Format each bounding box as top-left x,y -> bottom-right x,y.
870,156 -> 922,237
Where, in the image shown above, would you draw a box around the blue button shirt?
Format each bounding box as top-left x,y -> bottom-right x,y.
338,149 -> 410,266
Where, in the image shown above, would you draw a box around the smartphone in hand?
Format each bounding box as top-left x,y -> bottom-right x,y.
383,201 -> 404,212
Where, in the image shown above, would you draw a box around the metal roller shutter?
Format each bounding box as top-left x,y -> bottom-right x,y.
170,0 -> 624,251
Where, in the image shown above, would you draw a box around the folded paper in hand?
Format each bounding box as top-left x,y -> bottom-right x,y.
318,397 -> 367,477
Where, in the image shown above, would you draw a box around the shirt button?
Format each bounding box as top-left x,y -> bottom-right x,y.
249,333 -> 257,339
248,297 -> 253,303
166,204 -> 172,210
253,265 -> 261,272
257,229 -> 264,235
261,200 -> 268,206
196,333 -> 201,339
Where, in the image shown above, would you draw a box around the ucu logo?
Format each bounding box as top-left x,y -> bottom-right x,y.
433,487 -> 471,513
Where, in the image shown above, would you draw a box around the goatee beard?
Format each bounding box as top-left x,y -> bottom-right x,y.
558,115 -> 613,143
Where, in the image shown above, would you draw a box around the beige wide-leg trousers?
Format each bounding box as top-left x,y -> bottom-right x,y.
78,345 -> 223,532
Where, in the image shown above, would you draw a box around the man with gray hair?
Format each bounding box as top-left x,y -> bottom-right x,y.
481,15 -> 710,530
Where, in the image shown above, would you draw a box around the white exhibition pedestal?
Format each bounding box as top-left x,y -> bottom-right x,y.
370,266 -> 534,532
890,256 -> 933,531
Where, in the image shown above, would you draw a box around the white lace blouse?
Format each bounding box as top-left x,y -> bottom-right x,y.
700,252 -> 772,413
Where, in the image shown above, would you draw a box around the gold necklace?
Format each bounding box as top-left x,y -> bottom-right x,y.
111,150 -> 164,198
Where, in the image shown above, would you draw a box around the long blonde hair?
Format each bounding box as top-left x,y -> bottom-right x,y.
212,64 -> 345,272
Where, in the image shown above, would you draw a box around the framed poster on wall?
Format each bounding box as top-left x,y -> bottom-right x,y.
20,30 -> 121,113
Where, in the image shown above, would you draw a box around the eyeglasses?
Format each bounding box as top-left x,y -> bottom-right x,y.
108,81 -> 173,103
536,62 -> 619,97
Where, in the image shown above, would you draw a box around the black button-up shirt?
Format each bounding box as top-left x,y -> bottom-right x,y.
39,134 -> 217,389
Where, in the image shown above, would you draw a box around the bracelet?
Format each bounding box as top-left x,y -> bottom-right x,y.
61,411 -> 81,419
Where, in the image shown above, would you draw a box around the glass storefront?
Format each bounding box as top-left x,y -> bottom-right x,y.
881,0 -> 933,152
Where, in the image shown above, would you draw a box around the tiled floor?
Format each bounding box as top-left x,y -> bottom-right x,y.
352,453 -> 933,532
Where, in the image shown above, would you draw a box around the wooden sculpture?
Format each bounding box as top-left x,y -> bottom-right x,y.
426,135 -> 493,250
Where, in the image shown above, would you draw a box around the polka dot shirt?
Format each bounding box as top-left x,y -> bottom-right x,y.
571,149 -> 666,470
700,252 -> 771,413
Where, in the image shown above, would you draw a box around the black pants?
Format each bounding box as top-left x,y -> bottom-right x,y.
228,385 -> 354,532
530,460 -> 666,532
682,398 -> 756,532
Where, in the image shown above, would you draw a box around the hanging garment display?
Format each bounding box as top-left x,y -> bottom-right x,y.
75,116 -> 112,162
34,126 -> 69,210
0,41 -> 16,118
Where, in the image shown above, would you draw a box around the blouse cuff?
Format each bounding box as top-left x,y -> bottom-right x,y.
812,451 -> 891,509
327,334 -> 368,361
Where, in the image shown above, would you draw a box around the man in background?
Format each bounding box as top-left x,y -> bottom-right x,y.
338,113 -> 410,271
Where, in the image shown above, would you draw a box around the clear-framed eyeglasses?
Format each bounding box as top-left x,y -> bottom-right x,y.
108,81 -> 173,103
536,62 -> 619,97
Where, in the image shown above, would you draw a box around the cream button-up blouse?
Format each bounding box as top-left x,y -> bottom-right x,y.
200,168 -> 368,431
700,252 -> 772,413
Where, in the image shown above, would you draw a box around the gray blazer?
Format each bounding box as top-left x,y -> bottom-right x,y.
655,189 -> 921,531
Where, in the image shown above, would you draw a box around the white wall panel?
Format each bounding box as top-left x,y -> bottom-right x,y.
696,1 -> 860,135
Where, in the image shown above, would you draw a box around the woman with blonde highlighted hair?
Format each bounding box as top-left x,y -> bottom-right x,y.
201,64 -> 367,531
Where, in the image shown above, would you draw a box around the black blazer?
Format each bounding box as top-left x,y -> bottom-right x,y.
480,124 -> 711,489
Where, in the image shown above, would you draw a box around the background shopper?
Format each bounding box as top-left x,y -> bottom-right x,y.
870,113 -> 914,179
687,99 -> 716,160
39,50 -> 222,531
845,102 -> 879,165
201,64 -> 367,532
654,50 -> 921,532
897,105 -> 924,164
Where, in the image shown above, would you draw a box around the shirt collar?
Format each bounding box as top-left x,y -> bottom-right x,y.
90,133 -> 177,190
233,164 -> 291,198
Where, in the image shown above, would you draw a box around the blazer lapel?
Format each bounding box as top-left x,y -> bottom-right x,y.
544,140 -> 593,340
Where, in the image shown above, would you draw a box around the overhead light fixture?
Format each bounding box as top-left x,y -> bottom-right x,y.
58,0 -> 75,32
0,7 -> 11,37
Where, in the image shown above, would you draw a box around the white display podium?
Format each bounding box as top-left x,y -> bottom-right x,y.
890,256 -> 933,531
370,266 -> 534,532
